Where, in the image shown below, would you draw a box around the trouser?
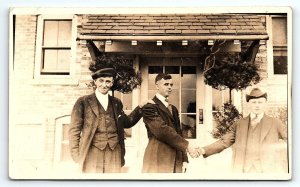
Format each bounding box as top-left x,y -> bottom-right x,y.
83,144 -> 121,173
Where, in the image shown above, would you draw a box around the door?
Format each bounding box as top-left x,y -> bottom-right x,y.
141,57 -> 200,139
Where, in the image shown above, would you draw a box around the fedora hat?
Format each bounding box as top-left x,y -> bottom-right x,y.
246,88 -> 267,102
91,68 -> 117,80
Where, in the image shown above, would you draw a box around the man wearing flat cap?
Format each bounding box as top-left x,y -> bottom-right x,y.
69,67 -> 148,173
196,87 -> 287,173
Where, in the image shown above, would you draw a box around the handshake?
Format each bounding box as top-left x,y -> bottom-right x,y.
187,143 -> 205,158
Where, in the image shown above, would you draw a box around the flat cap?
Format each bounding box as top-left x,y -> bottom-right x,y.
91,68 -> 117,80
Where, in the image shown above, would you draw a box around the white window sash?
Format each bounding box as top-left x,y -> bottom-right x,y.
34,14 -> 77,80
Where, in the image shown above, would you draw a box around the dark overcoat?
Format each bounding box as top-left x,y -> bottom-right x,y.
142,96 -> 189,173
68,93 -> 142,171
203,114 -> 288,173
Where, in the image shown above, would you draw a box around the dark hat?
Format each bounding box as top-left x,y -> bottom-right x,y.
246,88 -> 267,102
91,68 -> 117,80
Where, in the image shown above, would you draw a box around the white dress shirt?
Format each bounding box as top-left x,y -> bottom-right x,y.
250,112 -> 264,121
155,93 -> 169,107
95,89 -> 109,111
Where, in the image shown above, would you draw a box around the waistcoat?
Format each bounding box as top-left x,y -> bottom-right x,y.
243,120 -> 263,172
92,99 -> 119,150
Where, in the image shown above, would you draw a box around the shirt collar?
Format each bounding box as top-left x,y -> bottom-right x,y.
250,112 -> 264,121
95,89 -> 109,101
156,93 -> 168,107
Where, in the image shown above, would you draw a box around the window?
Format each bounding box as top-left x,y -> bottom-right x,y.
148,65 -> 197,139
54,115 -> 72,163
272,16 -> 287,75
35,15 -> 76,79
42,20 -> 72,75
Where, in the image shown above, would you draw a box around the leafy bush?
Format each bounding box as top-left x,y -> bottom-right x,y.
88,54 -> 142,93
212,102 -> 242,139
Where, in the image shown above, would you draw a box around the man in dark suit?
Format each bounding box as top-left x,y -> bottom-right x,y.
197,88 -> 288,173
142,73 -> 199,173
69,68 -> 146,173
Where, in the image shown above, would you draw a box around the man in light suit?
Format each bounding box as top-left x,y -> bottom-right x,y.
69,68 -> 147,173
197,88 -> 288,173
142,73 -> 199,173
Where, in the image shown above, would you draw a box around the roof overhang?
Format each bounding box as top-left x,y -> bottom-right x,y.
78,34 -> 269,41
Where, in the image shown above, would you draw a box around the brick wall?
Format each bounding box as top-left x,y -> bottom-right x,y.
11,15 -> 94,173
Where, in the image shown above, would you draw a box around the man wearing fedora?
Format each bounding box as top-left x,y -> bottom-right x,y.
69,67 -> 148,173
196,87 -> 287,173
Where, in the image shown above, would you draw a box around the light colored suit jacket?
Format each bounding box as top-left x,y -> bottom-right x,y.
203,114 -> 287,173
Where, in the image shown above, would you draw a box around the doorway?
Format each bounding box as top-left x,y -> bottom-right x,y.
140,57 -> 202,139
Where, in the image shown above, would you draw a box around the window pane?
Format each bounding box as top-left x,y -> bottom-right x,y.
43,49 -> 70,73
181,114 -> 196,139
169,89 -> 179,109
272,17 -> 287,46
149,66 -> 163,74
43,49 -> 58,71
182,66 -> 196,89
43,20 -> 58,46
58,21 -> 72,46
274,55 -> 288,74
169,74 -> 180,89
57,50 -> 71,71
43,20 -> 72,47
181,90 -> 196,113
165,66 -> 179,74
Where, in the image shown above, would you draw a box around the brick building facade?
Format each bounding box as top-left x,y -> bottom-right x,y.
9,8 -> 290,179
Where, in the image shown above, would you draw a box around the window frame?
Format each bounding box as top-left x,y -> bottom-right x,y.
266,15 -> 288,79
146,61 -> 198,139
34,15 -> 77,83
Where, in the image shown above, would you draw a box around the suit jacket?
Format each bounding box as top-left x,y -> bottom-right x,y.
68,93 -> 142,171
203,114 -> 288,173
142,96 -> 189,173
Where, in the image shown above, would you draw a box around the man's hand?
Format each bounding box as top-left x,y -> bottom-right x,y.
187,143 -> 200,158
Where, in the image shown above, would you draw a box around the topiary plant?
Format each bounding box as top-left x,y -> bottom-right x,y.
88,54 -> 142,93
212,102 -> 242,139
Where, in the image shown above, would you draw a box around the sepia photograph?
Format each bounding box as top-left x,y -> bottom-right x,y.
8,6 -> 292,180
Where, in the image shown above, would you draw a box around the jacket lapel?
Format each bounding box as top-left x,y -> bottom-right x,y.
260,114 -> 272,142
153,96 -> 174,120
240,116 -> 250,152
87,93 -> 100,118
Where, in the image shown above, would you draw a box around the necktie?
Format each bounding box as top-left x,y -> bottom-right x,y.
250,114 -> 259,128
165,97 -> 172,115
167,104 -> 173,115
